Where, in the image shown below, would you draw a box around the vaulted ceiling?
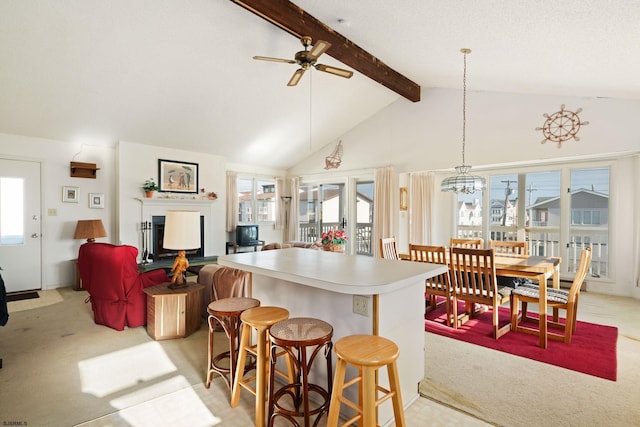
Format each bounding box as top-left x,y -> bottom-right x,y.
1,1 -> 638,169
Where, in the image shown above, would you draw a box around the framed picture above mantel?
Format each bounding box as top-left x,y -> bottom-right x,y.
158,159 -> 198,194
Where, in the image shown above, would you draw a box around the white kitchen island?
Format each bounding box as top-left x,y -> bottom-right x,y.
218,247 -> 446,425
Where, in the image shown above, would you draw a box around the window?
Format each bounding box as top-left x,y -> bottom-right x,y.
0,177 -> 24,245
237,177 -> 276,225
452,166 -> 609,278
489,174 -> 518,241
569,168 -> 609,277
525,170 -> 561,257
355,181 -> 374,256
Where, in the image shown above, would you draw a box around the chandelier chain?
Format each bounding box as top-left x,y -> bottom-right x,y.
461,50 -> 467,166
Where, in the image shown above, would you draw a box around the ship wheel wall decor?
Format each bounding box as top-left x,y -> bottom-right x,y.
536,104 -> 589,148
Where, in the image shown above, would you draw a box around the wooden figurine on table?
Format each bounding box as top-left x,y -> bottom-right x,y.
170,250 -> 189,289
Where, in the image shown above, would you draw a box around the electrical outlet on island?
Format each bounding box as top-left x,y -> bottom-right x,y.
353,295 -> 369,316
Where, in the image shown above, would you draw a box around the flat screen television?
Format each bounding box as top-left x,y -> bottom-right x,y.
236,224 -> 259,246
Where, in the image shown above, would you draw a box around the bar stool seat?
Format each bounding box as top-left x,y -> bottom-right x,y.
205,297 -> 260,392
267,317 -> 333,427
327,334 -> 405,427
231,306 -> 295,427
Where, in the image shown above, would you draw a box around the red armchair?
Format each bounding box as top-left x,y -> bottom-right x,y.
78,242 -> 169,331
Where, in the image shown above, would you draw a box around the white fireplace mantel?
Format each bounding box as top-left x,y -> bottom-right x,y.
135,197 -> 216,207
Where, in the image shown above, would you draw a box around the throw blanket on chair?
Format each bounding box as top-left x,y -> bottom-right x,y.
199,265 -> 251,329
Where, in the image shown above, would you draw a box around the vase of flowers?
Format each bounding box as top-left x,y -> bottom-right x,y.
143,178 -> 159,198
321,229 -> 348,252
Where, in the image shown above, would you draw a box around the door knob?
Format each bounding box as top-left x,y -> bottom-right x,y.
31,233 -> 40,238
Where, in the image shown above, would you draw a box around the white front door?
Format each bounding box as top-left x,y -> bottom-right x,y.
0,158 -> 42,292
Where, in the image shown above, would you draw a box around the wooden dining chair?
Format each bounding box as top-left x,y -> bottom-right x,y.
489,240 -> 528,256
449,247 -> 512,339
409,244 -> 452,326
450,238 -> 484,249
379,237 -> 400,260
510,247 -> 592,344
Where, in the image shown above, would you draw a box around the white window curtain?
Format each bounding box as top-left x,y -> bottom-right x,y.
286,176 -> 300,243
373,166 -> 397,257
226,171 -> 237,232
275,177 -> 285,230
635,154 -> 640,289
410,172 -> 434,245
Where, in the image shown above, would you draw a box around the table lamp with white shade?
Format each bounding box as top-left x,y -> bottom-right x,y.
163,210 -> 201,289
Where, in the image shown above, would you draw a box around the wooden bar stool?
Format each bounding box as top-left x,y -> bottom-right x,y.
205,297 -> 260,393
230,306 -> 295,427
327,335 -> 405,427
267,317 -> 333,427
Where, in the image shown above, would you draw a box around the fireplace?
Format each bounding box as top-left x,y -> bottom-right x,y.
152,215 -> 205,260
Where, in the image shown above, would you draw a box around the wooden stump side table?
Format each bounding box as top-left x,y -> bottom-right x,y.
143,282 -> 204,340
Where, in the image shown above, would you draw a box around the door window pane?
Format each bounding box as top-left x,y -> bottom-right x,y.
355,181 -> 374,256
569,168 -> 609,277
456,193 -> 483,240
0,177 -> 25,245
526,171 -> 561,257
298,184 -> 319,242
489,174 -> 518,241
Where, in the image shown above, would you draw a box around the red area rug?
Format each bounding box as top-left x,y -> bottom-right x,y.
425,301 -> 618,381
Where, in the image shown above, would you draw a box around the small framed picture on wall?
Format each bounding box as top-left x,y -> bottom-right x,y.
89,193 -> 105,209
400,187 -> 408,211
62,186 -> 79,203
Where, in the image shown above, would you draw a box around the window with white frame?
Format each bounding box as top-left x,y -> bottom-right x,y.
454,165 -> 609,279
237,177 -> 276,225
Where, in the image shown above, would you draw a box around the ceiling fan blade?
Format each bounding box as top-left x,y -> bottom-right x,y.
253,55 -> 296,64
287,68 -> 305,86
315,64 -> 354,79
308,40 -> 331,60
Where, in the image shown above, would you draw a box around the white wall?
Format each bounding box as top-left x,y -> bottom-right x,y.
117,141 -> 228,256
0,134 -> 285,290
0,133 -> 115,289
289,88 -> 640,298
289,88 -> 640,175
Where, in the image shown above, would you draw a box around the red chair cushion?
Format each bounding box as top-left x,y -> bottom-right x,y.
78,243 -> 169,331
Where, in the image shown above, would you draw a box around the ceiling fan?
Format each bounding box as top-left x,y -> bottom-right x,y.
253,36 -> 354,86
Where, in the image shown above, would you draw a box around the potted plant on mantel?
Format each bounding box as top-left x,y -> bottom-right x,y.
143,178 -> 159,198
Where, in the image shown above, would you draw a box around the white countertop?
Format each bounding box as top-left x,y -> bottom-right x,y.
218,247 -> 447,295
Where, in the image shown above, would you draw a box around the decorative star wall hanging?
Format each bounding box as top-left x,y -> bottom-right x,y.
536,104 -> 589,148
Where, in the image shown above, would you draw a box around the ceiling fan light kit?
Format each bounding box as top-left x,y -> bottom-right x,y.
441,48 -> 486,195
254,36 -> 354,86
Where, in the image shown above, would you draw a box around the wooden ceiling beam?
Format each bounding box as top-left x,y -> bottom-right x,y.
229,0 -> 421,102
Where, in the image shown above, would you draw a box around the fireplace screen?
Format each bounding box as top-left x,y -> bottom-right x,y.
152,215 -> 204,260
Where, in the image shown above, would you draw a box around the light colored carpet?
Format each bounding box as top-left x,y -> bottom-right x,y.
2,287 -> 485,427
419,293 -> 640,426
2,287 -> 638,426
7,289 -> 63,313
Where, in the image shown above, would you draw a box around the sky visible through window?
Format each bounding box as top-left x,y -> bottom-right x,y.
457,168 -> 609,204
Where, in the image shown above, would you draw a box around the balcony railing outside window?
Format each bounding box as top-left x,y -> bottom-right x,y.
299,222 -> 373,256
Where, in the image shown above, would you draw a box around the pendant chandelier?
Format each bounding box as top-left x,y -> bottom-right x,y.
441,48 -> 486,194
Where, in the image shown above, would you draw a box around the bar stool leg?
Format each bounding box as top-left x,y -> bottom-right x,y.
205,315 -> 216,389
362,367 -> 376,427
387,361 -> 406,427
326,359 -> 347,426
231,322 -> 252,406
254,327 -> 267,427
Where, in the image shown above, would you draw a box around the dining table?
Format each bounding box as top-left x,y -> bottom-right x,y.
493,254 -> 561,349
406,250 -> 561,349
